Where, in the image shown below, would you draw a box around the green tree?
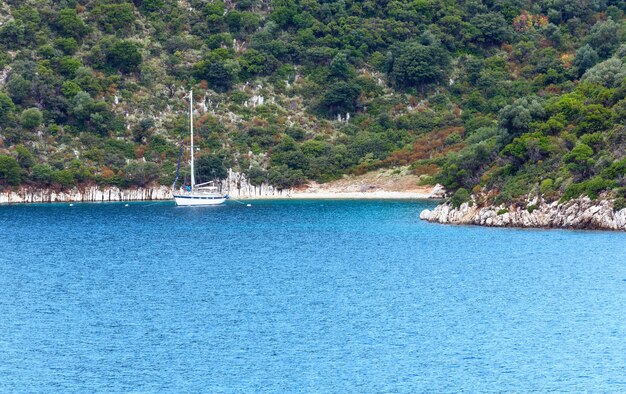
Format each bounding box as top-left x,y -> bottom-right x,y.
388,39 -> 450,90
0,155 -> 21,185
52,169 -> 75,188
107,41 -> 142,73
196,154 -> 228,181
501,132 -> 553,168
0,93 -> 15,121
573,44 -> 599,77
0,21 -> 25,49
6,74 -> 31,104
61,81 -> 81,98
14,145 -> 34,169
247,166 -> 267,186
318,82 -> 361,117
268,164 -> 304,190
31,163 -> 54,184
193,60 -> 237,92
499,98 -> 545,136
56,9 -> 89,39
54,37 -> 79,54
329,52 -> 351,79
20,108 -> 43,129
59,56 -> 82,77
92,3 -> 136,34
564,143 -> 595,179
585,19 -> 621,59
581,58 -> 626,88
469,13 -> 512,45
123,162 -> 160,186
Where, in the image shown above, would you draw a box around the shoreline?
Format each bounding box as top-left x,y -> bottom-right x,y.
230,190 -> 438,200
420,195 -> 626,232
0,186 -> 443,205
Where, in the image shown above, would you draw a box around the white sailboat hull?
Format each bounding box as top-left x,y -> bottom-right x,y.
173,194 -> 226,206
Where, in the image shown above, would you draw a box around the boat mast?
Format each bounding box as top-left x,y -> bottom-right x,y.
190,89 -> 195,190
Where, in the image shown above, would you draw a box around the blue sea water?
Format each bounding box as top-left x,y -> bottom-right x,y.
1,199 -> 626,392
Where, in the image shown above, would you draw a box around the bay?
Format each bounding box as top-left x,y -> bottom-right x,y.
1,200 -> 625,392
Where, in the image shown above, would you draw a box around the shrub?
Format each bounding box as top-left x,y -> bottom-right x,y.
31,163 -> 55,184
562,177 -> 616,201
450,188 -> 470,208
497,208 -> 508,215
20,108 -> 43,129
52,169 -> 75,188
0,155 -> 21,185
107,41 -> 142,73
614,197 -> 626,212
540,179 -> 554,194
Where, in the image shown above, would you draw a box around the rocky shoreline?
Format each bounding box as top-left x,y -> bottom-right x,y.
0,185 -> 173,204
420,196 -> 626,231
0,169 -> 446,204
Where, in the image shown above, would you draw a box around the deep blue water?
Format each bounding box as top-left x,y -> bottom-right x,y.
1,199 -> 626,392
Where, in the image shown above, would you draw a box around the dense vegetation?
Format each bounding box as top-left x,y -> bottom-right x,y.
1,0 -> 626,204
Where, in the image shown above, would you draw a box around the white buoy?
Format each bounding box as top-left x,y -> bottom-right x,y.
247,204 -> 252,207
125,204 -> 129,207
69,204 -> 74,207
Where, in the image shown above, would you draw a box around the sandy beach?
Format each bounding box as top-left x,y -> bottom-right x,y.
228,169 -> 444,200
234,190 -> 437,200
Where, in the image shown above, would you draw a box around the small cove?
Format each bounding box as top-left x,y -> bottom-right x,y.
1,200 -> 625,391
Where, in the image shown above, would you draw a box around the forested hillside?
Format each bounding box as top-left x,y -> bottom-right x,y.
1,0 -> 626,205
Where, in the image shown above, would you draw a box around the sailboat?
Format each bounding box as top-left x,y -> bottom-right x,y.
172,90 -> 228,206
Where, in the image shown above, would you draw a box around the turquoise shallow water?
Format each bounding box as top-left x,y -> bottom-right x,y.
1,199 -> 626,392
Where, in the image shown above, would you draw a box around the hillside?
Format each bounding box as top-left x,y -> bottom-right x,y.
1,0 -> 626,207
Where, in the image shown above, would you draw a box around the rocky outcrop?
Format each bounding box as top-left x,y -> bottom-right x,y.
221,169 -> 285,198
0,170 -> 291,204
421,196 -> 626,231
0,185 -> 173,204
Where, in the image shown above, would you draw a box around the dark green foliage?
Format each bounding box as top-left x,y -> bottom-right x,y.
196,154 -> 228,182
193,60 -> 236,92
52,169 -> 75,188
19,108 -> 43,129
499,98 -> 545,136
59,56 -> 82,77
318,82 -> 361,117
55,37 -> 79,55
91,3 -> 136,35
106,41 -> 142,73
585,19 -> 621,59
247,166 -> 267,186
573,45 -> 599,77
0,0 -> 624,199
387,39 -> 450,90
123,162 -> 160,186
501,132 -> 554,168
562,177 -> 616,200
0,155 -> 21,186
469,13 -> 512,45
450,188 -> 470,208
268,164 -> 304,190
56,9 -> 89,39
0,21 -> 26,49
6,74 -> 31,104
0,93 -> 15,121
31,164 -> 54,184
